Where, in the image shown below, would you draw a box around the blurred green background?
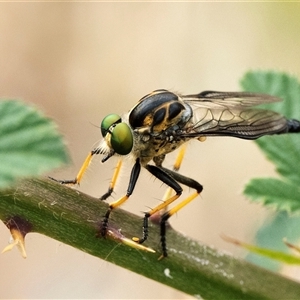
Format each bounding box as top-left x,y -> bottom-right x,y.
1,2 -> 300,299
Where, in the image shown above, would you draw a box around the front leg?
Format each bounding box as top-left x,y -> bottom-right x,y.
49,150 -> 97,185
50,148 -> 121,201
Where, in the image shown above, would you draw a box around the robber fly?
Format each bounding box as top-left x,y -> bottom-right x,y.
52,89 -> 300,257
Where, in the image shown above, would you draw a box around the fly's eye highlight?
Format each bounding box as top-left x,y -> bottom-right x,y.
110,123 -> 133,155
101,114 -> 121,137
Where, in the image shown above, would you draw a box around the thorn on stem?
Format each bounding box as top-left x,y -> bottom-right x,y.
2,216 -> 32,258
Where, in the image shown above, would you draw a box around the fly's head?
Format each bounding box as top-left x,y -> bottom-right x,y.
97,113 -> 134,162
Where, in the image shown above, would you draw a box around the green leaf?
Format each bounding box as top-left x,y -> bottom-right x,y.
240,71 -> 300,211
256,136 -> 300,186
240,71 -> 300,118
0,100 -> 69,189
244,178 -> 300,213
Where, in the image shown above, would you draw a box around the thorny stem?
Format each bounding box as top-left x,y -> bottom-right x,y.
1,178 -> 300,299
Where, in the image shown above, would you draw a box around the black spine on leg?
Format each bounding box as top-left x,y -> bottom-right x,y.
101,208 -> 112,237
138,212 -> 150,245
160,212 -> 169,257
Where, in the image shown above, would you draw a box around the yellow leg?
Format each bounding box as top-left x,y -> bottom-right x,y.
173,144 -> 187,171
51,152 -> 122,201
147,194 -> 180,217
166,191 -> 200,217
100,159 -> 122,200
111,160 -> 122,189
161,187 -> 173,204
109,195 -> 129,209
50,151 -> 95,185
145,189 -> 200,222
75,152 -> 94,184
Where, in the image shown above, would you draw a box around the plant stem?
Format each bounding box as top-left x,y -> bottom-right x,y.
1,178 -> 300,299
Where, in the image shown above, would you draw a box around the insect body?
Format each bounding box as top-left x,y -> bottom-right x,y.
52,89 -> 300,257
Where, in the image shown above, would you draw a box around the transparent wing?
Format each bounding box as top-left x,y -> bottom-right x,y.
181,91 -> 288,139
182,91 -> 281,108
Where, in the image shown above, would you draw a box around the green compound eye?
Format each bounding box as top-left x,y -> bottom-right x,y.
101,114 -> 121,137
110,123 -> 133,155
